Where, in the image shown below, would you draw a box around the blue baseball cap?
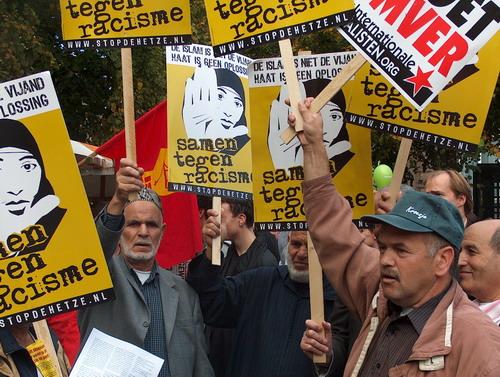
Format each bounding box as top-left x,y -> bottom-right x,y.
362,191 -> 464,250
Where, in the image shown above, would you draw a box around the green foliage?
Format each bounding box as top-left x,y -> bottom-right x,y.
483,81 -> 500,155
0,0 -> 497,171
0,0 -> 165,145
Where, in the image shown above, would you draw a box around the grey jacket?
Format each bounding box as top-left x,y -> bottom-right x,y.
78,213 -> 214,377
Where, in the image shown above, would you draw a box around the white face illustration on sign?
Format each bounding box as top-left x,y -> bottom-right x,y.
0,119 -> 63,253
217,86 -> 244,130
268,80 -> 352,171
0,147 -> 42,216
182,67 -> 248,141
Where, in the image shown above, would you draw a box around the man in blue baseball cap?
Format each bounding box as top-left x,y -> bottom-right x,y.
291,98 -> 500,377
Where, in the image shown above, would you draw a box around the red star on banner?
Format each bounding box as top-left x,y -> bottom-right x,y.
405,67 -> 434,96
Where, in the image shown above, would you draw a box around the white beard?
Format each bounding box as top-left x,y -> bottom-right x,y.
287,252 -> 309,283
119,239 -> 158,264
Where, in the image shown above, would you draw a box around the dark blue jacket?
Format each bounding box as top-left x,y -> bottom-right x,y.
187,255 -> 351,377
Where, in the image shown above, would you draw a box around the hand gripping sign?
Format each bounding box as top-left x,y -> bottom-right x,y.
249,51 -> 373,232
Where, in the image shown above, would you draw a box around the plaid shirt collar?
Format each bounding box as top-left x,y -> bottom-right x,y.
388,284 -> 450,335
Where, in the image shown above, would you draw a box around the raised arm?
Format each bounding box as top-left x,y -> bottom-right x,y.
95,158 -> 144,261
187,208 -> 247,328
288,98 -> 331,181
290,99 -> 380,318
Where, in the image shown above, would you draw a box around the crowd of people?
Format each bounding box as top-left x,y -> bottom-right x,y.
1,98 -> 500,377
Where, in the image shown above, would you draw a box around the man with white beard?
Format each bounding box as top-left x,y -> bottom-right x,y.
78,158 -> 213,377
187,224 -> 352,377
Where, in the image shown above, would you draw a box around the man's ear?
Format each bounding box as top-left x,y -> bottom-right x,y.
434,246 -> 454,277
456,193 -> 466,209
238,213 -> 246,227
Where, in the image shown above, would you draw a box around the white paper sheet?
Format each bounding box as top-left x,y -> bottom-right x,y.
70,329 -> 164,377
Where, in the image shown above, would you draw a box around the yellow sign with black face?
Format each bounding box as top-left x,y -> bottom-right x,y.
167,44 -> 253,200
249,52 -> 373,230
59,0 -> 192,49
0,72 -> 114,327
204,0 -> 355,56
346,33 -> 500,153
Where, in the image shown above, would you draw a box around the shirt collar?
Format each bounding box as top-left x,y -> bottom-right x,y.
389,286 -> 450,334
128,262 -> 159,285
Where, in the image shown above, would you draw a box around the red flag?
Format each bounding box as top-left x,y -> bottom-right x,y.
96,100 -> 202,268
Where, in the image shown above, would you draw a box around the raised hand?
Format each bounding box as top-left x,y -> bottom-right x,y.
300,319 -> 333,366
182,67 -> 220,139
268,83 -> 306,170
107,158 -> 144,215
0,194 -> 59,243
202,208 -> 222,261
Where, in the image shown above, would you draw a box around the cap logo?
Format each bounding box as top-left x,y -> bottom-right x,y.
406,206 -> 428,220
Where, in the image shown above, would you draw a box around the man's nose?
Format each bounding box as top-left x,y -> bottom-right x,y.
297,245 -> 308,258
380,249 -> 395,267
458,252 -> 467,267
138,223 -> 149,236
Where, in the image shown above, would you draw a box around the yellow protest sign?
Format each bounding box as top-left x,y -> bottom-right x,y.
340,0 -> 500,111
59,0 -> 192,49
204,0 -> 355,56
346,33 -> 500,152
0,72 -> 113,327
249,52 -> 373,230
26,340 -> 58,377
167,44 -> 253,200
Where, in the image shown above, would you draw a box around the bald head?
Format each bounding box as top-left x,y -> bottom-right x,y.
488,222 -> 500,254
468,220 -> 500,250
459,220 -> 500,302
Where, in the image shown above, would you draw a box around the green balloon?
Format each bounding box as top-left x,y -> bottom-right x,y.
373,164 -> 393,190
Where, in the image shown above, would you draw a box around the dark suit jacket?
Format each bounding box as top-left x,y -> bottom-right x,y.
188,256 -> 351,377
78,213 -> 213,377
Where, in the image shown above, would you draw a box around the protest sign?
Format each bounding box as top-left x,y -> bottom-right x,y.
339,0 -> 500,111
0,72 -> 114,326
249,52 -> 373,230
167,44 -> 253,200
204,0 -> 355,56
59,0 -> 192,49
346,33 -> 500,152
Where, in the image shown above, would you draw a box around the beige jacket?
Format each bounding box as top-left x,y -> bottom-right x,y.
0,338 -> 69,377
304,175 -> 500,377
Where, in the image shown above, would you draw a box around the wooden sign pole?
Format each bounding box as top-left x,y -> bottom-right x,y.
278,41 -> 326,364
121,48 -> 139,200
388,138 -> 413,207
278,39 -> 304,132
307,232 -> 326,364
33,320 -> 63,377
121,48 -> 137,161
212,196 -> 222,266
